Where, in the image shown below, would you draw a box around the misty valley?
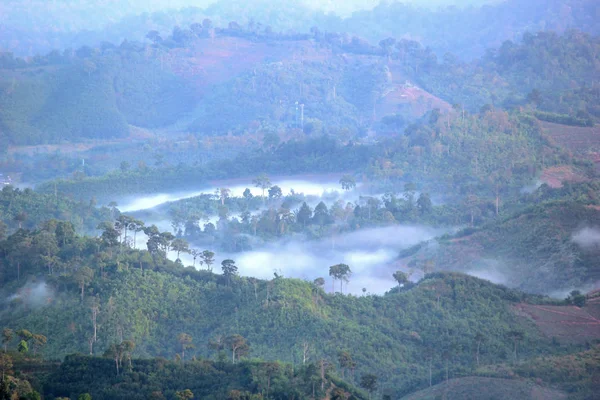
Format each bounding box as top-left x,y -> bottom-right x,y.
0,0 -> 599,400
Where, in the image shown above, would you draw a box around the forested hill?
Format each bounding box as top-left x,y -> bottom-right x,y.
1,23 -> 598,151
1,0 -> 598,59
0,216 -> 585,398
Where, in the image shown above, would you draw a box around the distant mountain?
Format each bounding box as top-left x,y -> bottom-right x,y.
1,0 -> 597,59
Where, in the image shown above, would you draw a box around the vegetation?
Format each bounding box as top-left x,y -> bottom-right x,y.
1,3 -> 599,399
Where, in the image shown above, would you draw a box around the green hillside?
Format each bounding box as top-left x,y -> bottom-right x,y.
0,219 -> 576,398
402,199 -> 600,294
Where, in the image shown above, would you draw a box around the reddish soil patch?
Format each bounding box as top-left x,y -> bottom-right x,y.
541,121 -> 600,173
540,165 -> 587,188
515,303 -> 600,343
377,63 -> 451,119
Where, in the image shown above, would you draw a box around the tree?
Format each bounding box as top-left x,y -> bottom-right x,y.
296,202 -> 313,227
268,185 -> 282,200
339,175 -> 356,191
360,373 -> 377,400
474,333 -> 485,367
201,250 -> 215,271
74,266 -> 95,302
171,238 -> 190,263
218,188 -> 231,206
393,271 -> 409,287
0,353 -> 11,381
77,394 -> 92,400
1,329 -> 13,353
177,333 -> 193,361
253,174 -> 271,200
17,340 -> 28,354
121,340 -> 135,371
175,389 -> 194,400
225,334 -> 249,363
31,334 -> 47,356
242,188 -> 253,201
417,193 -> 432,215
313,202 -> 331,226
329,264 -> 352,293
338,351 -> 355,380
221,259 -> 238,285
507,330 -> 524,361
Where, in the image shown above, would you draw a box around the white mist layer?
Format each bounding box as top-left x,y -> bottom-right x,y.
175,225 -> 444,295
118,175 -> 349,212
572,227 -> 600,248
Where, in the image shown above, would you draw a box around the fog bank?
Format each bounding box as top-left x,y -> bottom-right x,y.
178,224 -> 445,295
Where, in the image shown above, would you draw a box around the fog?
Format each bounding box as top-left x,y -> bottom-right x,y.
117,175 -> 447,295
118,175 -> 348,212
177,225 -> 445,295
572,227 -> 600,249
4,281 -> 53,309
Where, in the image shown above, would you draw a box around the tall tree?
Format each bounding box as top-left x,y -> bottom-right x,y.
171,238 -> 190,263
296,202 -> 313,228
225,334 -> 249,364
507,330 -> 524,362
74,266 -> 95,302
0,353 -> 11,381
329,263 -> 352,293
221,259 -> 238,286
393,271 -> 409,287
201,250 -> 215,272
1,329 -> 13,353
177,333 -> 193,361
253,174 -> 271,200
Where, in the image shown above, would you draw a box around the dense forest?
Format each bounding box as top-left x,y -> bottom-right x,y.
1,0 -> 599,399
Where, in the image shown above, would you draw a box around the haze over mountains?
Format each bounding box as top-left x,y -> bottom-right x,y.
0,0 -> 599,399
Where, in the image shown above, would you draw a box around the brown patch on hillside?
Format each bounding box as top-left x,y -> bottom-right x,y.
514,303 -> 600,344
540,165 -> 587,188
541,121 -> 600,172
377,63 -> 451,119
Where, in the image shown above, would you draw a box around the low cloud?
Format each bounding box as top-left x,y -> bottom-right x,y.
572,227 -> 600,249
180,224 -> 445,295
6,281 -> 53,308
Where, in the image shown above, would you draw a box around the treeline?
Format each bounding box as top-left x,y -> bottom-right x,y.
37,135 -> 373,202
42,355 -> 368,400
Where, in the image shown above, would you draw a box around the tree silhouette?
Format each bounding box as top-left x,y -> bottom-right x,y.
339,175 -> 356,191
360,373 -> 378,400
221,259 -> 238,286
393,271 -> 409,287
253,174 -> 271,201
201,250 -> 215,271
329,263 -> 352,293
